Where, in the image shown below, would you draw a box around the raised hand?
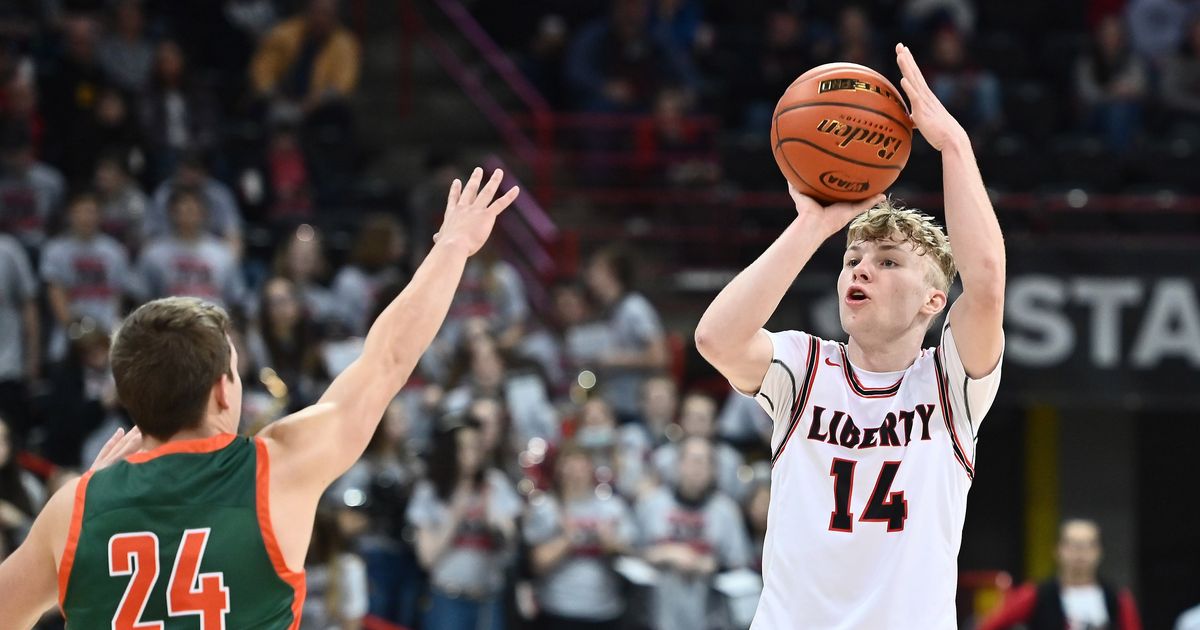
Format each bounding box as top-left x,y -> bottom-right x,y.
790,183 -> 885,239
895,43 -> 967,151
433,167 -> 521,256
89,426 -> 143,471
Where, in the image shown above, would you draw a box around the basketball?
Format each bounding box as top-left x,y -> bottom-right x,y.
771,62 -> 913,203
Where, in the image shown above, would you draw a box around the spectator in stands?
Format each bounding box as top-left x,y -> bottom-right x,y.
637,373 -> 679,442
650,0 -> 704,53
585,246 -> 668,423
0,69 -> 41,154
138,41 -> 220,184
1125,0 -> 1193,66
0,233 -> 38,437
248,276 -> 329,410
1075,14 -> 1148,151
652,392 -> 747,499
438,248 -> 530,360
93,153 -> 148,251
979,518 -> 1142,630
716,389 -> 772,447
96,0 -> 154,94
302,508 -> 370,630
1161,16 -> 1200,134
41,323 -> 117,468
554,279 -> 609,380
637,436 -> 751,630
133,188 -> 245,310
526,442 -> 637,630
565,0 -> 698,112
899,0 -> 976,37
830,5 -> 883,70
251,0 -> 362,122
40,193 -> 129,360
743,479 -> 769,573
575,398 -> 651,500
330,398 -> 425,627
147,153 -> 242,254
271,223 -> 337,326
228,317 -> 289,434
40,17 -> 111,182
737,9 -> 813,134
408,417 -> 522,630
332,213 -> 407,336
927,25 -> 1003,142
0,413 -> 44,556
90,87 -> 144,179
0,121 -> 64,249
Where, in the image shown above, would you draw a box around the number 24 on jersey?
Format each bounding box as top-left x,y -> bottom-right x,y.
108,528 -> 230,630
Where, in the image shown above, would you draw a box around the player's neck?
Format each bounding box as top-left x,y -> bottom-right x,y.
845,334 -> 922,373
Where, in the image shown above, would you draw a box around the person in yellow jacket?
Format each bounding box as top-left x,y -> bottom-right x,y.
251,0 -> 361,116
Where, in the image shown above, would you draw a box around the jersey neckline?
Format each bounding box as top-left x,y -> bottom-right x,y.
125,433 -> 238,464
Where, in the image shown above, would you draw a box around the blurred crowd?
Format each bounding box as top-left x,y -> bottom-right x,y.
0,4 -> 780,630
482,0 -> 1200,178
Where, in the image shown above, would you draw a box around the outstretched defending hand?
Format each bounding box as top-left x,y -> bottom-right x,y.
790,183 -> 884,239
433,167 -> 521,256
89,426 -> 143,471
895,43 -> 968,151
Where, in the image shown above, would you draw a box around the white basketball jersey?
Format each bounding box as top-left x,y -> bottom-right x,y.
749,323 -> 1001,630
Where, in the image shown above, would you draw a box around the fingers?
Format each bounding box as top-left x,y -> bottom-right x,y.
460,167 -> 484,206
446,178 -> 462,212
488,185 -> 520,214
895,43 -> 929,93
96,427 -> 125,461
477,169 -> 505,206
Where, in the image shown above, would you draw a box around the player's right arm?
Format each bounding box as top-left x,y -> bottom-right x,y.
259,168 -> 519,493
695,186 -> 882,394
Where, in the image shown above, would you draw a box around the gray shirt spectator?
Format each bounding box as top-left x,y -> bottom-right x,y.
636,485 -> 751,630
652,440 -> 747,500
525,493 -> 637,621
1126,0 -> 1193,63
148,176 -> 242,242
40,233 -> 129,331
602,292 -> 666,418
95,0 -> 154,93
406,469 -> 522,596
133,235 -> 245,309
0,151 -> 66,249
0,235 -> 37,382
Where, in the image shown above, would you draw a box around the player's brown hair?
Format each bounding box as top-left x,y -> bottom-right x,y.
110,297 -> 233,440
847,198 -> 957,291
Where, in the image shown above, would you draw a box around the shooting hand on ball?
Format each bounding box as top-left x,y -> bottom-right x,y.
895,43 -> 968,152
790,183 -> 884,239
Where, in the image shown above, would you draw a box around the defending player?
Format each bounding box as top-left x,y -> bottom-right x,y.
0,167 -> 519,628
695,44 -> 1005,629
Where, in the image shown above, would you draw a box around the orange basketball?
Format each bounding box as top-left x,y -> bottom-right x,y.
771,62 -> 913,203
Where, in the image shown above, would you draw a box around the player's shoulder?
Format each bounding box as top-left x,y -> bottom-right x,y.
764,329 -> 841,360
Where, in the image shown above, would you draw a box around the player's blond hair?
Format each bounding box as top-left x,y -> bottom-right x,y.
846,198 -> 956,291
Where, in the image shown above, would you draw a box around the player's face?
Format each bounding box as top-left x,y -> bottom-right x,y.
838,237 -> 944,343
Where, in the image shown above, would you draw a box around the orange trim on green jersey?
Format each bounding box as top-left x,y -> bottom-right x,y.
57,470 -> 94,612
254,437 -> 306,629
126,433 -> 238,464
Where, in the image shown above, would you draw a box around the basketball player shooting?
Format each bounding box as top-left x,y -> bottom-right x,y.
0,168 -> 518,628
695,44 -> 1005,629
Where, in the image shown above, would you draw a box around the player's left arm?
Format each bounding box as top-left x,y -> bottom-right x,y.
896,43 -> 1005,378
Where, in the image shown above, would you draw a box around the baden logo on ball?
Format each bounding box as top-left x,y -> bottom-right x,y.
771,62 -> 914,203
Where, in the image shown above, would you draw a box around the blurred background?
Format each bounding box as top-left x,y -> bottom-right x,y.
0,0 -> 1198,628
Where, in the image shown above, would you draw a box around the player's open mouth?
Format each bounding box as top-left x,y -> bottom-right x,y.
845,286 -> 870,305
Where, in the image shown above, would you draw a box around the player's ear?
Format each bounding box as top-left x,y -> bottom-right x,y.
922,287 -> 947,317
213,375 -> 231,412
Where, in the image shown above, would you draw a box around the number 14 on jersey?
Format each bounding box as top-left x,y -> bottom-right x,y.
829,459 -> 908,532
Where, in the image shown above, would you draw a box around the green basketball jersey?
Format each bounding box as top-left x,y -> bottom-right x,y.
59,434 -> 305,629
